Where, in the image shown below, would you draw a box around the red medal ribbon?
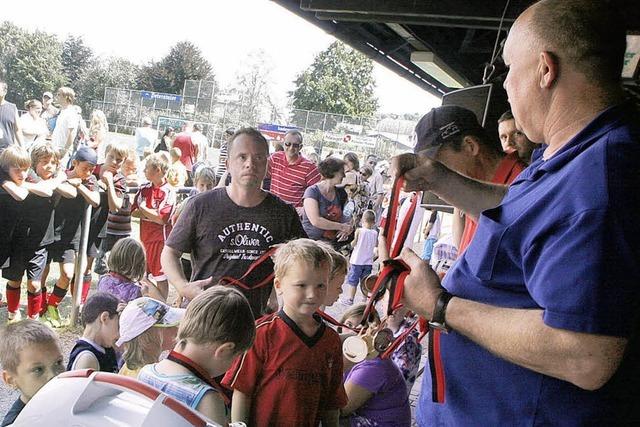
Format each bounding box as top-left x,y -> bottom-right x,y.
166,350 -> 231,406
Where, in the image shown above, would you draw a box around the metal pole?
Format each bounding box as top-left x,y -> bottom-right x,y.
70,204 -> 92,326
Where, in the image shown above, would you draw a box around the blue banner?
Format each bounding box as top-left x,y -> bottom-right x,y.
141,91 -> 182,103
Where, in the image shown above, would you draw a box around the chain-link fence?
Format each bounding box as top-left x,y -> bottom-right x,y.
88,81 -> 416,157
287,109 -> 414,159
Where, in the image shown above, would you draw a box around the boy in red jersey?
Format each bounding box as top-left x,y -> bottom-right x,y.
131,153 -> 175,300
223,238 -> 347,427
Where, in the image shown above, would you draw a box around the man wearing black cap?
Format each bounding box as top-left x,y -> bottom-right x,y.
413,105 -> 526,254
394,0 -> 640,425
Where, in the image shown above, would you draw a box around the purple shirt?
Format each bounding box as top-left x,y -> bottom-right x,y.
344,357 -> 411,427
97,272 -> 141,303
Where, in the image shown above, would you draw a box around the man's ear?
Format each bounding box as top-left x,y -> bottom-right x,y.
463,136 -> 481,156
2,369 -> 17,389
539,51 -> 558,89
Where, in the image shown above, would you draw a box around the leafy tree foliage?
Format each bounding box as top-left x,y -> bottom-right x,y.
291,41 -> 378,117
75,57 -> 139,113
62,35 -> 93,86
232,50 -> 281,125
139,41 -> 215,95
0,22 -> 66,107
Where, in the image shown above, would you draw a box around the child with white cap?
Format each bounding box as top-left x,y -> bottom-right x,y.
116,297 -> 185,378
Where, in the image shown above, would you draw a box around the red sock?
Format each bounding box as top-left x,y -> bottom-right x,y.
81,274 -> 92,304
39,287 -> 48,315
5,286 -> 20,314
27,291 -> 43,318
47,285 -> 67,308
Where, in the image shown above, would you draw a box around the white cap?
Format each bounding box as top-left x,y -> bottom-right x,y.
116,297 -> 185,347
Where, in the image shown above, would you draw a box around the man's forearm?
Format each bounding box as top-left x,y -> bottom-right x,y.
399,154 -> 507,220
160,246 -> 188,293
429,167 -> 507,220
443,298 -> 627,391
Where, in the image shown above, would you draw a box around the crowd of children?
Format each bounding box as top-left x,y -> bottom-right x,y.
0,135 -> 424,426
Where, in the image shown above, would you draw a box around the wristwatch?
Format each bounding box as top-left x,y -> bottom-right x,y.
429,290 -> 454,333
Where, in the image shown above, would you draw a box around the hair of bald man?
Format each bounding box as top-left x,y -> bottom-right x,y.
527,0 -> 626,84
228,127 -> 269,155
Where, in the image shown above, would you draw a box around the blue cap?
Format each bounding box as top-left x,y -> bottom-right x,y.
73,146 -> 97,165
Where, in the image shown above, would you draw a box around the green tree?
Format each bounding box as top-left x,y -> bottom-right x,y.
61,35 -> 93,86
291,41 -> 378,117
75,56 -> 139,114
139,41 -> 215,95
233,49 -> 279,125
0,22 -> 66,106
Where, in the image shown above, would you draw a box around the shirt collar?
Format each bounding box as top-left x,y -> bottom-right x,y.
514,101 -> 636,183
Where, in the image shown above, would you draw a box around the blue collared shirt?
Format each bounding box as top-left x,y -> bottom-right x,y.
417,102 -> 640,426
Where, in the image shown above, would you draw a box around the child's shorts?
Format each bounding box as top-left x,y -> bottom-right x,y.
2,247 -> 48,281
346,264 -> 373,286
47,242 -> 76,265
143,240 -> 166,281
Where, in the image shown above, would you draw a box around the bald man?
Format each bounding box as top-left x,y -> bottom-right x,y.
394,0 -> 639,424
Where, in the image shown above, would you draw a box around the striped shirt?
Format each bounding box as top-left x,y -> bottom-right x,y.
106,192 -> 132,237
216,142 -> 228,178
268,151 -> 321,207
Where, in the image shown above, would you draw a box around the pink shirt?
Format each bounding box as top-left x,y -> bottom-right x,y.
268,151 -> 321,207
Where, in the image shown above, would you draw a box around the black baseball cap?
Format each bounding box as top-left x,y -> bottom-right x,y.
73,146 -> 97,165
413,105 -> 487,155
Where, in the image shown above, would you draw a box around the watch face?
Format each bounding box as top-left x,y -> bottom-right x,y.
343,335 -> 369,363
373,328 -> 394,352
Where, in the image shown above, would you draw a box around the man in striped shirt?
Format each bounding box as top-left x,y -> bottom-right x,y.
267,130 -> 320,214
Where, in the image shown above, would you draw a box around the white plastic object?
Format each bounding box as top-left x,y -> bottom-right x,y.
9,369 -> 221,427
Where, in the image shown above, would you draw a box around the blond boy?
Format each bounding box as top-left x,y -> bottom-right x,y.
0,320 -> 65,426
131,153 -> 175,300
223,238 -> 347,427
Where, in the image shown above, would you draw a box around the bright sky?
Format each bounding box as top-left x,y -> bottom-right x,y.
4,0 -> 440,115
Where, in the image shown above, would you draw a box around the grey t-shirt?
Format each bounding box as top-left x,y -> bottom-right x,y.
301,184 -> 348,240
166,188 -> 306,317
0,101 -> 18,150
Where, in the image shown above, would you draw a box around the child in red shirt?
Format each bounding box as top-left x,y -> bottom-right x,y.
131,153 -> 175,300
223,238 -> 347,427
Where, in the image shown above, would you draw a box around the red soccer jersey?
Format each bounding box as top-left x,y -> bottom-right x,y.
131,181 -> 175,243
458,152 -> 527,254
223,311 -> 347,426
172,132 -> 197,171
268,151 -> 321,207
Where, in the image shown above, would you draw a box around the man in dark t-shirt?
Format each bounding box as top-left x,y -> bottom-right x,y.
163,127 -> 306,316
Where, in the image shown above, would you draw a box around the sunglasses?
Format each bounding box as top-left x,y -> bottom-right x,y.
284,142 -> 302,148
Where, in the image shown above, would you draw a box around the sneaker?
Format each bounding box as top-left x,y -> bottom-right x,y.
44,305 -> 62,328
339,297 -> 354,306
7,310 -> 22,323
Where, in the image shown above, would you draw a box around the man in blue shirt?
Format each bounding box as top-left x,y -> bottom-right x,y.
394,0 -> 640,425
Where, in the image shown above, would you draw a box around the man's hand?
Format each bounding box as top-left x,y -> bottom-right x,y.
180,276 -> 214,300
392,153 -> 446,193
398,247 -> 445,319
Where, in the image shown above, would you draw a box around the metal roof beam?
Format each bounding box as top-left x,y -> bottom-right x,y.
315,12 -> 512,30
301,0 -> 520,22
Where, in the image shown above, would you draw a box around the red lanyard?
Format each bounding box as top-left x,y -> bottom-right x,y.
360,177 -> 419,326
166,350 -> 231,406
358,177 -> 429,360
316,310 -> 361,333
217,247 -> 278,290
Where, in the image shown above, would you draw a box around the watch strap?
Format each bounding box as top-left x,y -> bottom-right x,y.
429,290 -> 454,332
